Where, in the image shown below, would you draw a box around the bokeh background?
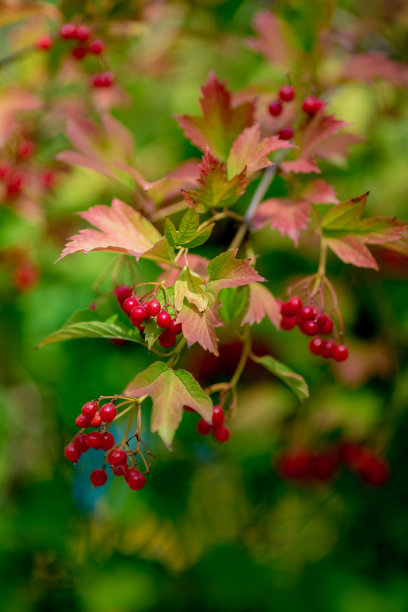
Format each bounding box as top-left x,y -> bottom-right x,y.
1,0 -> 408,610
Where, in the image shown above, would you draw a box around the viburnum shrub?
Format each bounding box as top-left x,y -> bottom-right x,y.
32,9 -> 407,493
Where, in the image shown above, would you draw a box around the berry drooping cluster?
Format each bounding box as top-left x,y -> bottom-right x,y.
115,285 -> 183,349
268,83 -> 326,141
193,405 -> 230,443
277,441 -> 390,487
280,296 -> 349,362
64,398 -> 149,491
36,23 -> 113,89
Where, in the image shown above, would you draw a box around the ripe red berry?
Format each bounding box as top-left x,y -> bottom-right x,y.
36,35 -> 53,50
72,46 -> 87,60
126,469 -> 146,490
100,432 -> 115,451
302,96 -> 325,116
357,454 -> 390,487
169,319 -> 182,335
157,310 -> 171,328
340,441 -> 367,469
86,431 -> 102,449
122,296 -> 139,315
40,168 -> 56,190
65,443 -> 80,462
74,433 -> 89,454
279,450 -> 312,480
299,305 -> 317,321
309,337 -> 324,355
91,71 -> 114,88
158,331 -> 176,348
81,400 -> 97,419
114,285 -> 132,305
212,405 -> 225,427
130,306 -> 147,327
99,403 -> 116,423
75,414 -> 90,428
319,317 -> 333,335
145,298 -> 161,317
0,162 -> 12,180
89,412 -> 102,428
281,316 -> 297,331
108,449 -> 127,466
278,126 -> 294,140
90,39 -> 105,54
268,100 -> 282,116
332,343 -> 349,362
6,171 -> 25,198
76,25 -> 91,42
281,297 -> 302,316
111,464 -> 128,477
301,320 -> 319,336
60,23 -> 77,39
279,85 -> 295,102
90,468 -> 108,487
312,451 -> 338,481
213,425 -> 230,443
197,419 -> 212,436
183,405 -> 196,413
17,140 -> 35,159
321,339 -> 334,359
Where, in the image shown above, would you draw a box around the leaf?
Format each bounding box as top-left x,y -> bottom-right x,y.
143,319 -> 163,351
302,179 -> 338,204
208,249 -> 265,294
182,148 -> 248,212
227,125 -> 294,179
241,283 -> 281,330
38,321 -> 143,348
181,224 -> 214,248
252,198 -> 311,246
280,158 -> 321,174
321,192 -> 368,231
175,71 -> 254,160
178,208 -> 199,240
124,362 -> 213,448
325,236 -> 379,270
174,266 -> 208,312
176,301 -> 224,356
341,52 -> 408,87
219,286 -> 249,328
250,353 -> 309,401
164,218 -> 178,247
245,11 -> 292,66
57,198 -> 162,261
144,237 -> 175,265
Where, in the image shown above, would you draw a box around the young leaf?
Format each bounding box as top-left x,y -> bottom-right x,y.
142,319 -> 162,351
245,11 -> 292,67
175,71 -> 254,160
241,283 -> 281,330
250,353 -> 309,401
164,218 -> 178,247
178,208 -> 199,240
176,301 -> 223,356
124,362 -> 213,448
57,198 -> 162,261
182,148 -> 248,212
180,224 -> 214,248
207,249 -> 265,294
174,266 -> 208,312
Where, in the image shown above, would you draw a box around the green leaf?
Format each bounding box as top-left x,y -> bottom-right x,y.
38,320 -> 143,348
250,353 -> 309,401
174,266 -> 208,312
164,219 -> 178,247
219,286 -> 249,328
124,362 -> 213,448
321,192 -> 368,232
178,209 -> 199,243
208,249 -> 265,294
179,223 -> 214,248
142,319 -> 162,351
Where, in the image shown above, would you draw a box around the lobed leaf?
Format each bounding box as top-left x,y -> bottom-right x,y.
208,249 -> 265,294
176,301 -> 224,356
174,266 -> 208,312
241,283 -> 281,330
250,353 -> 309,401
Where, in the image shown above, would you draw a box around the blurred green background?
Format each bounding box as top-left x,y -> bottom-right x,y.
1,0 -> 408,610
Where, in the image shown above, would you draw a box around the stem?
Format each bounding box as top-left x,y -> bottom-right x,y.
150,200 -> 188,221
229,326 -> 251,388
311,238 -> 328,295
0,45 -> 33,70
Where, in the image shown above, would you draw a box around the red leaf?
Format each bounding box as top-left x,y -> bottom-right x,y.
242,283 -> 281,329
207,249 -> 265,293
175,72 -> 254,159
252,198 -> 311,246
245,11 -> 292,66
280,158 -> 321,174
341,52 -> 408,87
176,302 -> 224,356
303,179 -> 338,204
326,236 -> 379,270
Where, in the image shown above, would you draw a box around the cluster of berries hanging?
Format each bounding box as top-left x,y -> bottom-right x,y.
115,285 -> 183,349
36,23 -> 113,88
280,296 -> 349,362
277,441 -> 390,487
65,398 -> 148,491
192,405 -> 230,443
268,84 -> 326,141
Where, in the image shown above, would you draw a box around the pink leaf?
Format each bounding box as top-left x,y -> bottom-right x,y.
303,179 -> 338,204
207,249 -> 265,293
252,198 -> 311,246
242,282 -> 281,329
158,254 -> 209,286
245,11 -> 291,66
280,158 -> 321,174
341,52 -> 408,87
326,236 -> 379,270
176,303 -> 224,356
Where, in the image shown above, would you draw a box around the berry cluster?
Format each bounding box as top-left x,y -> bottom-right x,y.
64,399 -> 147,491
194,405 -> 230,443
115,285 -> 183,349
280,296 -> 349,362
277,441 -> 390,487
268,84 -> 326,141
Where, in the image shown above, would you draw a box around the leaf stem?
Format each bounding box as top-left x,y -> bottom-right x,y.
311,239 -> 328,295
150,200 -> 188,221
229,326 -> 251,388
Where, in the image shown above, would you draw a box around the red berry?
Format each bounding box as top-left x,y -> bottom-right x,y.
108,449 -> 127,466
17,140 -> 35,159
299,305 -> 317,321
65,443 -> 79,462
146,298 -> 161,317
6,172 -> 25,198
340,441 -> 366,468
183,405 -> 196,413
278,126 -> 294,140
279,85 -> 295,102
99,403 -> 116,423
309,337 -> 324,355
321,339 -> 334,359
40,168 -> 57,190
72,46 -> 87,60
357,454 -> 390,487
13,263 -> 38,292
157,310 -> 171,328
312,451 -> 338,482
122,296 -> 139,315
75,414 -> 90,428
81,400 -> 97,419
268,100 -> 282,116
86,431 -> 102,449
111,464 -> 128,477
301,320 -> 319,336
302,96 -> 325,116
279,450 -> 313,480
332,343 -> 348,362
90,39 -> 105,54
197,419 -> 212,436
281,316 -> 297,330
90,468 -> 108,487
91,71 -> 114,88
212,405 -> 224,427
89,412 -> 102,428
74,433 -> 89,454
114,285 -> 132,305
316,313 -> 327,327
36,35 -> 53,50
126,469 -> 146,490
319,317 -> 333,335
169,319 -> 182,336
130,306 -> 147,327
0,162 -> 12,180
281,296 -> 302,316
76,24 -> 91,42
60,23 -> 77,39
213,425 -> 230,443
158,331 -> 176,348
100,432 -> 115,451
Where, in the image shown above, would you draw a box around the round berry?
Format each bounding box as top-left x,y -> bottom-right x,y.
126,469 -> 146,490
100,432 -> 115,451
65,443 -> 79,462
41,169 -> 56,190
301,320 -> 319,336
75,433 -> 89,454
81,400 -> 97,419
332,343 -> 349,362
99,403 -> 116,423
268,100 -> 282,116
108,449 -> 127,466
281,316 -> 297,331
60,23 -> 77,39
114,285 -> 132,305
90,468 -> 108,487
90,39 -> 105,54
320,317 -> 333,335
36,35 -> 53,50
111,464 -> 128,477
130,306 -> 147,327
156,310 -> 171,329
145,298 -> 161,317
197,419 -> 212,436
75,414 -> 90,428
17,140 -> 35,159
321,339 -> 334,359
309,337 -> 324,355
281,296 -> 302,316
122,296 -> 139,315
213,425 -> 230,443
279,450 -> 312,480
6,172 -> 25,198
302,96 -> 325,116
312,451 -> 338,481
299,305 -> 317,321
279,85 -> 295,102
76,24 -> 91,42
72,46 -> 87,60
0,162 -> 12,180
212,405 -> 224,427
91,71 -> 114,88
169,319 -> 182,336
86,431 -> 102,449
89,412 -> 102,428
278,126 -> 294,140
357,454 -> 390,487
158,331 -> 176,348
